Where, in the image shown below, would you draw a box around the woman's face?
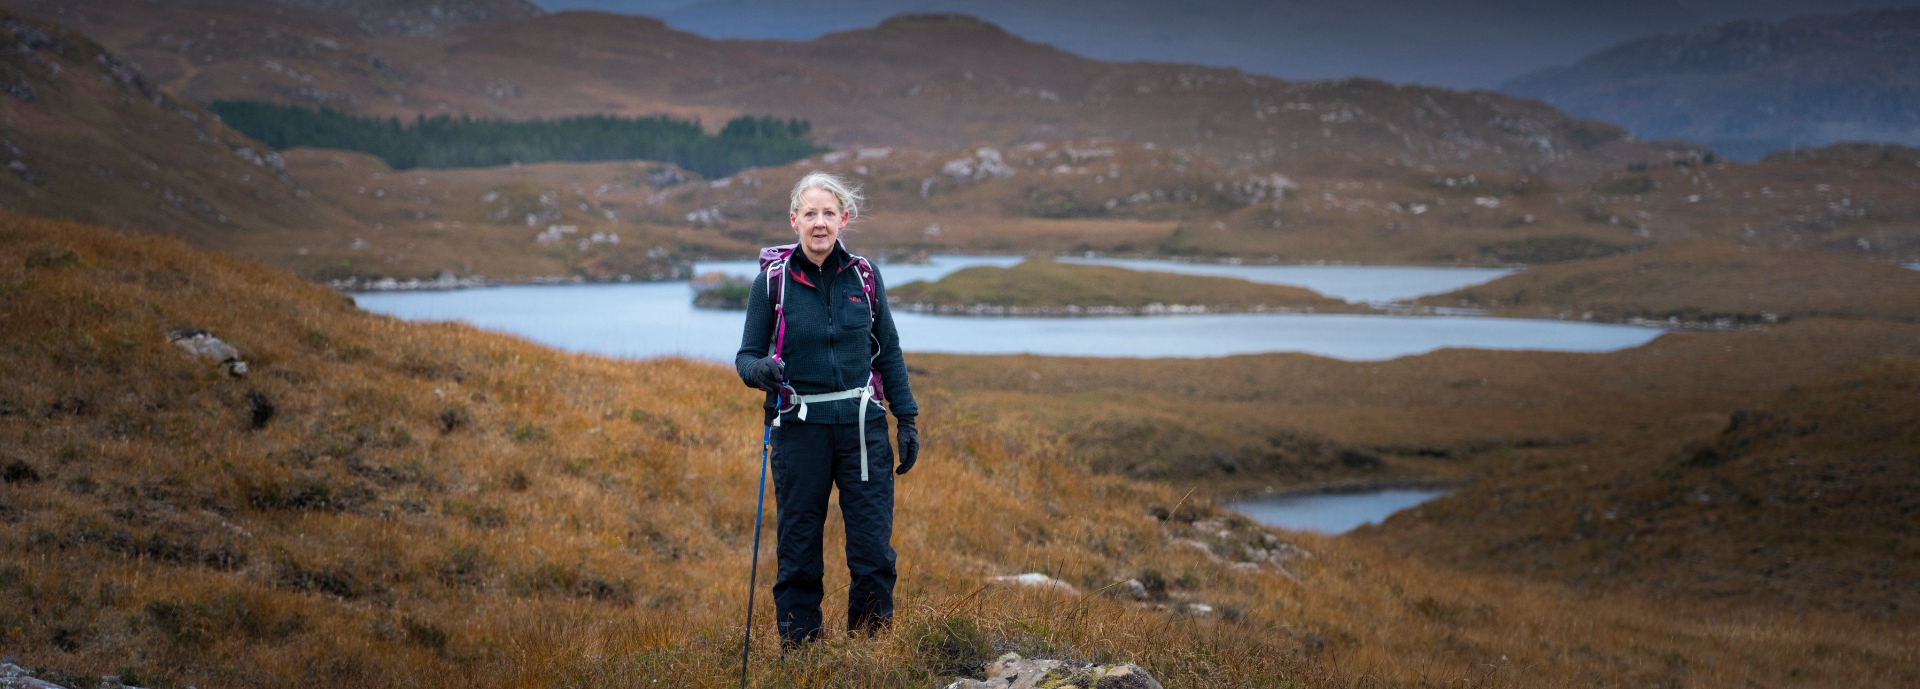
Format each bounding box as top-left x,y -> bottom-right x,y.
789,187 -> 848,261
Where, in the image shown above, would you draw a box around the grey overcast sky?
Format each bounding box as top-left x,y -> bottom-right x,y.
527,0 -> 1920,88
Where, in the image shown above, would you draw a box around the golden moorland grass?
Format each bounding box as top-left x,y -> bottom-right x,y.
887,257 -> 1358,312
3,213 -> 1918,688
907,316 -> 1920,494
1361,355 -> 1920,619
1416,240 -> 1920,324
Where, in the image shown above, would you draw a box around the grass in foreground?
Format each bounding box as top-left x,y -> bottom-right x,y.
2,212 -> 1914,687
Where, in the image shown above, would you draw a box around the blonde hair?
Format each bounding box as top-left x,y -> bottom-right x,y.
789,171 -> 863,221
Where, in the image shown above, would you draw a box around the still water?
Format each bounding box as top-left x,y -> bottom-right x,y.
357,260 -> 1624,530
354,280 -> 1662,362
1229,489 -> 1452,534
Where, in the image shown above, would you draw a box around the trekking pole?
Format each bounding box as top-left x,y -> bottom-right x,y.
740,424 -> 772,688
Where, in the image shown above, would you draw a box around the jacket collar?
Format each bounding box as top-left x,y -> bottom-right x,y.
789,241 -> 849,288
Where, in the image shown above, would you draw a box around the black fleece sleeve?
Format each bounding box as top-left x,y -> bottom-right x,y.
734,271 -> 773,388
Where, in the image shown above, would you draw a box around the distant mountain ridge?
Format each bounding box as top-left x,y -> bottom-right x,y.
0,1 -> 1681,180
1503,8 -> 1920,160
570,0 -> 1920,90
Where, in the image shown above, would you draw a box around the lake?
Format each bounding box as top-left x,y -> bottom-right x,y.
1229,489 -> 1452,534
356,259 -> 1634,533
354,280 -> 1663,362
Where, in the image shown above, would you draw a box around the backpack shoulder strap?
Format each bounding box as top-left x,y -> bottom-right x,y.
759,245 -> 796,363
845,252 -> 878,313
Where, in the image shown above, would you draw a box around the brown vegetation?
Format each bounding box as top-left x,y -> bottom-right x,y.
7,213 -> 1917,687
1364,356 -> 1920,619
0,10 -> 356,256
887,257 -> 1357,313
908,318 -> 1920,493
275,148 -> 720,282
1417,240 -> 1920,324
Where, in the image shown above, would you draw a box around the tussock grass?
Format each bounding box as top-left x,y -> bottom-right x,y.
2,212 -> 1914,687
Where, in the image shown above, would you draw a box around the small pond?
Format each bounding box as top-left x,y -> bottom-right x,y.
1229,489 -> 1452,535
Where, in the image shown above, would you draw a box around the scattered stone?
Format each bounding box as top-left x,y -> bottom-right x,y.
989,572 -> 1078,596
942,147 -> 1016,183
0,662 -> 148,689
167,328 -> 248,377
944,653 -> 1163,689
1116,578 -> 1151,601
0,662 -> 64,689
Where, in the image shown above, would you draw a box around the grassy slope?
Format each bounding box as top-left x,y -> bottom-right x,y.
8,213 -> 1916,687
887,257 -> 1358,312
0,11 -> 360,260
1362,356 -> 1920,618
1416,240 -> 1920,324
275,148 -> 732,281
909,319 -> 1920,493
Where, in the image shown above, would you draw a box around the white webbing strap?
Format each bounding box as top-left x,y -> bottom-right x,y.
788,385 -> 879,481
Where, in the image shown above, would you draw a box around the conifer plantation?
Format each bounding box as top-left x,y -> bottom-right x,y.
208,101 -> 823,178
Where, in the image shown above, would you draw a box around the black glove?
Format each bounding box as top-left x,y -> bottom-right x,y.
894,415 -> 918,475
747,356 -> 784,391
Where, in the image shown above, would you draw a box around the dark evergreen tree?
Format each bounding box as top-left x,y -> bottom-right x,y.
208,101 -> 825,178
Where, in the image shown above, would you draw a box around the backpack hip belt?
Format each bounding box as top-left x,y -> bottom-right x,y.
786,385 -> 885,481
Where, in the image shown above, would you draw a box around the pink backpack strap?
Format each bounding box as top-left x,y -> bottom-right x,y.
759,245 -> 797,414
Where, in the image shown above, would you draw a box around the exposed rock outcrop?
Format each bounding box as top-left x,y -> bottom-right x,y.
944,653 -> 1163,689
168,327 -> 248,377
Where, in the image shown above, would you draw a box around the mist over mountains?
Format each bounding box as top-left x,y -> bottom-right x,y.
1505,9 -> 1920,160
538,0 -> 1920,89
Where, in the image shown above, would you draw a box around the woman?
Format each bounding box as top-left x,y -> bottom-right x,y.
735,171 -> 919,647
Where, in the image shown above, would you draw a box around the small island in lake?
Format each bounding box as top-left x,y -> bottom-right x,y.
887,257 -> 1365,315
690,272 -> 752,309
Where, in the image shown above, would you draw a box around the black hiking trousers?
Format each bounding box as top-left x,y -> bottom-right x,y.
771,417 -> 897,646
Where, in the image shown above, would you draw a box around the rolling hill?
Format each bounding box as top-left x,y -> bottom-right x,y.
1366,355 -> 1920,618
3,1 -> 1680,179
1503,8 -> 1920,160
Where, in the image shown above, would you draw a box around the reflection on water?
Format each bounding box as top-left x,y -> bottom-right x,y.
1057,258 -> 1515,303
1229,489 -> 1451,535
352,282 -> 1664,362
